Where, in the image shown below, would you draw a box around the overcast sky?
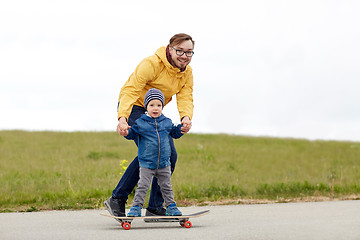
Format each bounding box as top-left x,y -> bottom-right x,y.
1,0 -> 360,142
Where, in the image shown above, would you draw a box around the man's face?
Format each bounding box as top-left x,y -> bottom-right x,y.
169,40 -> 194,69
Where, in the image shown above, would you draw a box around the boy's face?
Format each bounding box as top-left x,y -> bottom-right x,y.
146,99 -> 163,118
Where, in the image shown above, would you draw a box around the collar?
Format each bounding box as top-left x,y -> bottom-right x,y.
145,112 -> 162,119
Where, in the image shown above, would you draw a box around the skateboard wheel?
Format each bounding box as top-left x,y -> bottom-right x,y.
184,221 -> 192,228
180,220 -> 185,227
122,222 -> 131,230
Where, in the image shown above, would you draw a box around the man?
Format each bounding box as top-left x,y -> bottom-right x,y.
104,33 -> 195,218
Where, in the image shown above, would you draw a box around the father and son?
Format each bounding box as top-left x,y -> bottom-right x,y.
104,33 -> 195,218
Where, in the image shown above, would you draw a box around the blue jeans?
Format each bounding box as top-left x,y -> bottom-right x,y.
112,105 -> 177,209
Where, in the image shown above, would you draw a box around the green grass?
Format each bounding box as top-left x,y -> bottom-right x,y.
1,130 -> 359,212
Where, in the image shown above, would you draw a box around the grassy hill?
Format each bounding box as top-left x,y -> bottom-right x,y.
1,130 -> 359,212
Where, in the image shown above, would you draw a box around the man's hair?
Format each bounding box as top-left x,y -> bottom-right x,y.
169,33 -> 195,47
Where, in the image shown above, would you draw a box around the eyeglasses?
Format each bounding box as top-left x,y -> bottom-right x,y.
170,46 -> 194,57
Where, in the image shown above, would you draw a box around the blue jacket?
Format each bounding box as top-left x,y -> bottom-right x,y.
125,114 -> 183,169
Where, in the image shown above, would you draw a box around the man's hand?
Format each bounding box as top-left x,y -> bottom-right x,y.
117,117 -> 130,136
181,116 -> 192,134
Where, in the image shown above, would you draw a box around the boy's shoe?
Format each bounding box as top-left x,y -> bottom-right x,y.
127,206 -> 141,217
104,197 -> 126,217
165,203 -> 182,216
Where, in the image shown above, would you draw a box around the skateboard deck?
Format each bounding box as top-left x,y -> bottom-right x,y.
101,210 -> 210,230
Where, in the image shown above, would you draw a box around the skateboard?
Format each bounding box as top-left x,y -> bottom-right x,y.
101,210 -> 210,230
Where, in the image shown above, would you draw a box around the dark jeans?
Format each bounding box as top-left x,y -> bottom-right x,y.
112,105 -> 177,209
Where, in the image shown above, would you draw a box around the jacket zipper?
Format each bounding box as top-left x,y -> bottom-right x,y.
155,118 -> 161,169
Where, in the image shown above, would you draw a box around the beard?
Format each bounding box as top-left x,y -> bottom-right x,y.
173,58 -> 189,69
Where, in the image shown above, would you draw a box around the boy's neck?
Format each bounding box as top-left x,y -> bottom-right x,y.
145,112 -> 162,119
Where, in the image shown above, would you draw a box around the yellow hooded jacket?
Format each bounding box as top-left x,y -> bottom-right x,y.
117,46 -> 194,121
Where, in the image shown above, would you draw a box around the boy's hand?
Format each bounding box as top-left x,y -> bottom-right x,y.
117,117 -> 131,136
181,116 -> 192,134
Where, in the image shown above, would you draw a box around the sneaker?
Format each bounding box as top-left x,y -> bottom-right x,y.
127,206 -> 141,217
104,197 -> 126,217
144,207 -> 167,222
146,207 -> 166,216
166,203 -> 182,216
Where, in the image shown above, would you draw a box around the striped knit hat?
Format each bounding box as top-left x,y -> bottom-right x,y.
144,88 -> 165,109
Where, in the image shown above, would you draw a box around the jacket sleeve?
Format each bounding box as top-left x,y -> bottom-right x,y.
124,123 -> 139,140
176,72 -> 194,120
117,58 -> 158,120
169,124 -> 183,139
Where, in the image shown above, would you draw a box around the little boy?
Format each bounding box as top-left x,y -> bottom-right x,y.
124,88 -> 183,217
